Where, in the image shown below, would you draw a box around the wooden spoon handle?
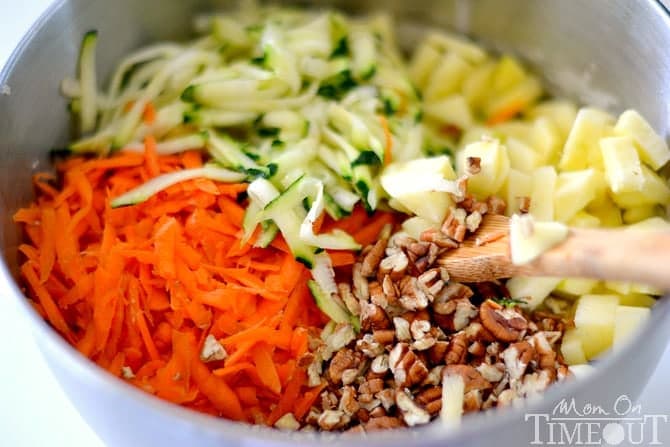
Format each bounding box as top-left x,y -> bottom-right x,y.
526,228 -> 670,290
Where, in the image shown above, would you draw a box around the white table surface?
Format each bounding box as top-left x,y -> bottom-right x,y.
0,1 -> 669,446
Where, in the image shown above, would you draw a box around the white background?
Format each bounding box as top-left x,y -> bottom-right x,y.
0,1 -> 668,446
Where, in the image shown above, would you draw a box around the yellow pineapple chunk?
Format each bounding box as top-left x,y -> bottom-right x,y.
561,329 -> 587,365
614,109 -> 670,170
613,306 -> 650,349
559,108 -> 614,171
574,294 -> 619,359
600,136 -> 644,193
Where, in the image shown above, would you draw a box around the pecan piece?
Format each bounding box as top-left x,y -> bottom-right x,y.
487,196 -> 507,215
466,156 -> 481,175
389,343 -> 429,388
463,389 -> 483,413
443,364 -> 492,392
479,299 -> 528,342
396,390 -> 431,426
398,277 -> 430,311
501,340 -> 536,382
364,416 -> 404,431
416,386 -> 442,415
328,349 -> 360,384
318,410 -> 350,430
360,302 -> 391,331
379,250 -> 409,281
445,333 -> 468,364
361,238 -> 387,277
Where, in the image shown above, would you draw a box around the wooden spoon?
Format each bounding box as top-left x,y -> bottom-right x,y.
437,213 -> 670,290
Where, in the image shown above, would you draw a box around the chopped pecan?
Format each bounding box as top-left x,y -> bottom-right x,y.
465,211 -> 483,233
476,362 -> 504,383
393,316 -> 412,341
364,416 -> 404,431
443,364 -> 492,392
341,369 -> 359,386
360,302 -> 391,332
339,386 -> 360,415
518,196 -> 531,214
379,250 -> 409,281
200,334 -> 227,362
468,340 -> 486,357
466,156 -> 481,175
445,333 -> 468,364
321,391 -> 339,410
480,299 -> 528,342
415,386 -> 442,415
359,378 -> 385,395
338,283 -> 361,316
318,410 -> 350,430
420,228 -> 459,249
487,196 -> 507,215
398,277 -> 430,311
361,238 -> 387,277
328,349 -> 360,384
355,408 -> 370,423
373,329 -> 396,345
532,332 -> 557,370
368,405 -> 386,417
389,343 -> 429,387
396,390 -> 431,426
518,370 -> 552,397
369,281 -> 387,308
352,263 -> 369,301
428,341 -> 449,364
370,354 -> 389,374
463,389 -> 483,413
357,333 -> 384,358
502,341 -> 535,382
434,282 -> 474,310
417,268 -> 445,299
376,388 -> 396,411
423,365 -> 445,386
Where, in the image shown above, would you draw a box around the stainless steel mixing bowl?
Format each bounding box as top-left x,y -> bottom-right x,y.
1,1 -> 670,445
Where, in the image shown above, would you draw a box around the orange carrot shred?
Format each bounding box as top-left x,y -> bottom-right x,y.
14,150 -> 394,425
379,115 -> 393,166
142,102 -> 157,125
486,99 -> 527,126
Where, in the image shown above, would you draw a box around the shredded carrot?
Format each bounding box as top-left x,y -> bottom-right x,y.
379,115 -> 393,166
486,99 -> 527,126
13,149 -> 397,424
143,135 -> 160,178
142,101 -> 157,125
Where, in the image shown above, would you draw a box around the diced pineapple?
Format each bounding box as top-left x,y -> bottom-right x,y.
568,211 -> 601,228
458,138 -> 510,198
553,169 -> 599,222
509,214 -> 568,265
381,156 -> 457,223
502,169 -> 533,215
532,117 -> 562,165
461,61 -> 495,109
426,31 -> 488,64
600,136 -> 644,193
611,165 -> 670,207
573,294 -> 619,359
424,53 -> 472,101
528,99 -> 578,139
603,280 -> 632,295
401,216 -> 439,240
491,55 -> 526,93
587,198 -> 623,227
459,126 -> 497,148
409,41 -> 442,89
613,306 -> 650,349
622,205 -> 660,224
494,120 -> 534,144
559,108 -> 614,171
614,109 -> 670,170
506,138 -> 541,173
617,293 -> 656,308
485,77 -> 542,122
569,364 -> 596,378
387,198 -> 412,214
561,329 -> 587,365
529,166 -> 557,221
556,278 -> 599,297
506,276 -> 562,309
424,94 -> 473,130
